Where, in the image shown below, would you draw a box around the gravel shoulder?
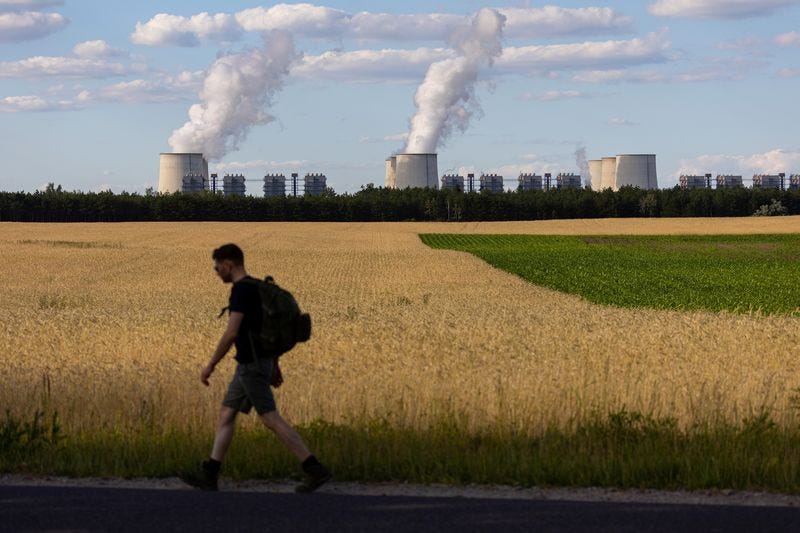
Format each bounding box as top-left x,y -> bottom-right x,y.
3,474 -> 800,508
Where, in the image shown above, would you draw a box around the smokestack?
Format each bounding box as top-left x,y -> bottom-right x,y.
404,8 -> 506,154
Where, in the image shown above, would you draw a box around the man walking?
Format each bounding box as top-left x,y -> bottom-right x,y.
181,243 -> 330,493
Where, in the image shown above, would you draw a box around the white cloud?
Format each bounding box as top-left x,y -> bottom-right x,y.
607,117 -> 637,126
292,32 -> 670,83
520,90 -> 587,101
130,12 -> 242,46
675,149 -> 800,177
359,132 -> 409,144
78,79 -> 185,104
672,68 -> 743,82
340,6 -> 630,40
717,36 -> 763,50
648,0 -> 800,19
291,47 -> 450,82
0,56 -> 143,78
775,31 -> 800,46
496,32 -> 670,73
500,6 -> 632,39
675,57 -> 767,82
236,4 -> 349,36
0,94 -> 77,112
574,56 -> 764,84
73,40 -> 129,58
166,69 -> 205,90
776,67 -> 800,77
0,0 -> 62,12
132,5 -> 633,47
383,133 -> 409,142
0,10 -> 66,42
573,69 -> 666,83
346,12 -> 463,41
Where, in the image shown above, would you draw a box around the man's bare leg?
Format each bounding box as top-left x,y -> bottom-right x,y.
211,406 -> 238,462
259,409 -> 330,493
258,410 -> 311,461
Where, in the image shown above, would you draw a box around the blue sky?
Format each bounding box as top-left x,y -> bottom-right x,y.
1,0 -> 799,194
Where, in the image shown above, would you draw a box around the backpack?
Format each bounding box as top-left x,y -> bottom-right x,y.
222,276 -> 311,357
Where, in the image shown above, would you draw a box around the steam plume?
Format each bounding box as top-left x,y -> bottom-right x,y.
169,30 -> 298,160
575,145 -> 590,187
404,8 -> 506,154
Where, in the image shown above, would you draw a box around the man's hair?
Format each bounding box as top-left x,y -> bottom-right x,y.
212,243 -> 244,266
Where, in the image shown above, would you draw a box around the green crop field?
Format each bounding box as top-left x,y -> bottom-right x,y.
420,234 -> 800,315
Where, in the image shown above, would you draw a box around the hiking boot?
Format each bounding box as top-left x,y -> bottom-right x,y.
295,463 -> 331,493
179,462 -> 219,491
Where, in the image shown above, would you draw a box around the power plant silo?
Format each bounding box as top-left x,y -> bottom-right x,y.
389,153 -> 438,189
588,160 -> 603,190
600,157 -> 617,190
158,153 -> 208,194
615,154 -> 658,190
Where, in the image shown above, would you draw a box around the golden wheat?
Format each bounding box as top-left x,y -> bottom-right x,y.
2,218 -> 800,434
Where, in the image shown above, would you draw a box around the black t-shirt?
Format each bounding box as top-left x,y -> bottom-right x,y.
229,276 -> 268,363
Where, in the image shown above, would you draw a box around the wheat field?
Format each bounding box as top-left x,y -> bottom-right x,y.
2,217 -> 800,437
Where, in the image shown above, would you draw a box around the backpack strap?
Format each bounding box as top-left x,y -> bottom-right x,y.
216,276 -> 261,319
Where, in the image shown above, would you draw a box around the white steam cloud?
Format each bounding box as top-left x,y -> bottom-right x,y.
404,8 -> 506,153
574,145 -> 590,187
168,30 -> 298,160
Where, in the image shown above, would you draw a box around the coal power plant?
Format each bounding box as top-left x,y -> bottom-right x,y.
385,153 -> 439,189
589,154 -> 658,191
158,153 -> 209,194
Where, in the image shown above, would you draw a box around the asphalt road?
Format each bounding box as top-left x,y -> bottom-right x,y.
2,485 -> 800,532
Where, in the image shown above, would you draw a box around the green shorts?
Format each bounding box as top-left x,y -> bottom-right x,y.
222,358 -> 277,415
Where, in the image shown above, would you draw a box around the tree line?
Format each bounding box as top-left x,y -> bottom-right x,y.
1,183 -> 799,222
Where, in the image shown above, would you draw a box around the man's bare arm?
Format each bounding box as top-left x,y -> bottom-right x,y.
201,311 -> 243,386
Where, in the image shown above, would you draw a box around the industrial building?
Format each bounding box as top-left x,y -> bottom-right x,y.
716,175 -> 743,188
791,175 -> 800,190
590,154 -> 658,191
304,173 -> 327,196
615,155 -> 658,190
679,175 -> 710,189
588,160 -> 603,190
223,174 -> 246,196
480,174 -> 504,193
753,174 -> 784,189
385,153 -> 438,189
181,172 -> 208,193
441,174 -> 465,192
518,173 -> 542,192
263,174 -> 286,197
158,153 -> 208,194
557,173 -> 582,190
600,157 -> 617,190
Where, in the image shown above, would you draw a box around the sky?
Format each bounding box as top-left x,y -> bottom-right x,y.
0,0 -> 799,194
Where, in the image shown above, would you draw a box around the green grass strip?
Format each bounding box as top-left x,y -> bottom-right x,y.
420,233 -> 800,315
4,410 -> 800,492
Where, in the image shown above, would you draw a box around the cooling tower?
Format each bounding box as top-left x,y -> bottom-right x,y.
588,160 -> 603,190
385,157 -> 397,188
393,153 -> 438,189
600,157 -> 617,190
159,153 -> 208,193
615,154 -> 658,190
